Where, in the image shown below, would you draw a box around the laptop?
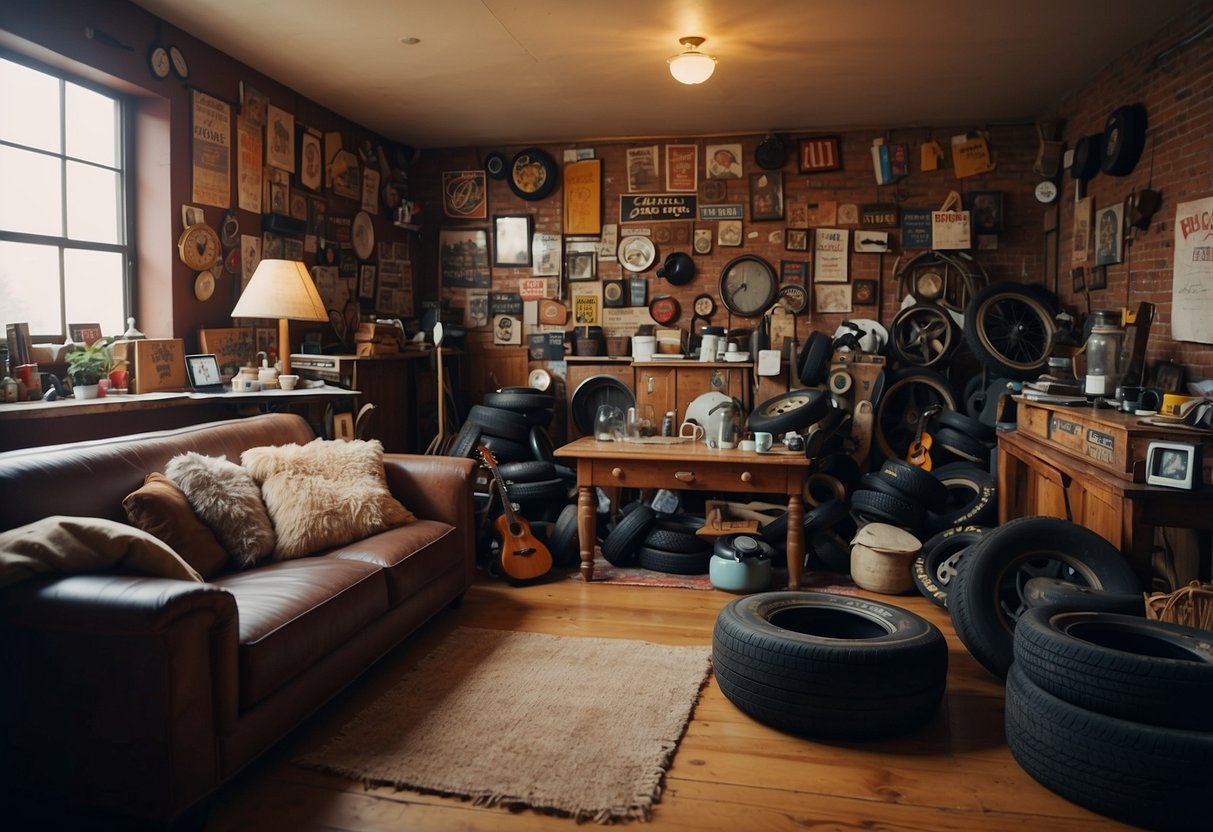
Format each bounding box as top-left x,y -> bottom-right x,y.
184,354 -> 226,393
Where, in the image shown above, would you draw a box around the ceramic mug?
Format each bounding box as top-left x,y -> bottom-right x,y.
738,439 -> 757,452
753,431 -> 774,453
278,374 -> 300,391
679,420 -> 705,441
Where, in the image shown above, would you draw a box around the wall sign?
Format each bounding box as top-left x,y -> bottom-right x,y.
619,194 -> 697,223
861,202 -> 898,228
563,159 -> 603,234
698,204 -> 745,221
902,209 -> 933,249
798,136 -> 842,173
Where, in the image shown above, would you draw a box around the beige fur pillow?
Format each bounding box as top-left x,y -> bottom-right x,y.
165,452 -> 276,569
242,438 -> 414,560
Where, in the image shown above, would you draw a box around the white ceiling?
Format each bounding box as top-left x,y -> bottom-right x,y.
132,0 -> 1201,150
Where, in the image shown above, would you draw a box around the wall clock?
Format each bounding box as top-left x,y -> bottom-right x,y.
352,211 -> 375,259
194,270 -> 215,302
147,44 -> 170,80
168,45 -> 189,80
1034,180 -> 1058,204
719,255 -> 777,317
693,293 -> 716,318
508,147 -> 557,201
177,223 -> 220,270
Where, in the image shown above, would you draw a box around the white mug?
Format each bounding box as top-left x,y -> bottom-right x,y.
679,420 -> 705,440
753,431 -> 774,453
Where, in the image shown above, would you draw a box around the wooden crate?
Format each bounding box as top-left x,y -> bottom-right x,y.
1017,399 -> 1212,482
113,338 -> 187,394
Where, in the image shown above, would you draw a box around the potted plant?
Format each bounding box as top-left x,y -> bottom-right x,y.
65,339 -> 114,399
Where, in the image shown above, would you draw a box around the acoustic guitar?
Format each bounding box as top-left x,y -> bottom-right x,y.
477,446 -> 552,582
905,405 -> 941,471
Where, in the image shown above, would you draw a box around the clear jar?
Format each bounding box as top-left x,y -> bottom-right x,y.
1084,324 -> 1124,396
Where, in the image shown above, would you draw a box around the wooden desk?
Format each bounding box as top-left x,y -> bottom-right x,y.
0,386 -> 358,451
997,428 -> 1213,582
554,436 -> 814,589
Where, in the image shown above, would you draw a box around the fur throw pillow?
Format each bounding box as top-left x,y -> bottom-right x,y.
242,438 -> 414,560
164,452 -> 276,569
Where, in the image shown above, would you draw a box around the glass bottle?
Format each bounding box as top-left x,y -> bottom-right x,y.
1084,324 -> 1124,396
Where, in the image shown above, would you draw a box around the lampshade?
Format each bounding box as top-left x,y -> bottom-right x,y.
231,259 -> 328,321
668,37 -> 716,85
231,259 -> 328,376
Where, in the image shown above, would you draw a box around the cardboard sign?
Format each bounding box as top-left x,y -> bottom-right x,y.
563,159 -> 602,234
931,210 -> 972,250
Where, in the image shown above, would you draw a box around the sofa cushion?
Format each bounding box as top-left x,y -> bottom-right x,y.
210,557 -> 388,708
165,452 -> 276,570
328,520 -> 459,606
0,515 -> 203,588
122,473 -> 229,579
242,438 -> 414,561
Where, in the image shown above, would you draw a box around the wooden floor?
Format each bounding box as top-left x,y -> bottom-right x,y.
204,569 -> 1135,832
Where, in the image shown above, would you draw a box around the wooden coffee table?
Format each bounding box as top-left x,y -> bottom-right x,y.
554,436 -> 815,589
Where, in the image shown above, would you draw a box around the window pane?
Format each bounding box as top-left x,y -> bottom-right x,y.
0,58 -> 60,152
0,241 -> 61,334
67,162 -> 122,244
0,146 -> 62,237
64,248 -> 124,336
66,82 -> 119,167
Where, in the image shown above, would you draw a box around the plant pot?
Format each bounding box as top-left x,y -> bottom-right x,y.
73,383 -> 100,400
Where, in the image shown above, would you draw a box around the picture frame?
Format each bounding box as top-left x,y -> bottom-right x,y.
438,228 -> 491,288
358,264 -> 377,299
693,228 -> 712,255
815,283 -> 853,314
718,220 -> 742,247
442,170 -> 488,220
785,229 -> 809,251
970,191 -> 1004,234
1072,266 -> 1086,293
329,149 -> 360,200
565,251 -> 597,281
198,326 -> 255,381
750,172 -> 784,221
705,143 -> 743,180
532,232 -> 562,276
1088,264 -> 1108,290
297,129 -> 322,192
853,278 -> 878,305
780,260 -> 808,285
265,105 -> 295,173
1095,202 -> 1125,266
68,323 -> 103,345
798,136 -> 842,173
665,144 -> 697,192
493,214 -> 534,266
184,353 -> 223,391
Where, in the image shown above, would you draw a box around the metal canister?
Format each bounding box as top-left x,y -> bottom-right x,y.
662,410 -> 675,437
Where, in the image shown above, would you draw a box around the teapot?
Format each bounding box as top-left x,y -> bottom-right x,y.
706,398 -> 744,449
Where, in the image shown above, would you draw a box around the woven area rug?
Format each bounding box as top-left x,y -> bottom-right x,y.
296,627 -> 712,823
569,556 -> 860,594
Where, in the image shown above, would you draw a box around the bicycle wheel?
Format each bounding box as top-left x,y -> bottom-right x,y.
888,303 -> 959,368
964,282 -> 1056,380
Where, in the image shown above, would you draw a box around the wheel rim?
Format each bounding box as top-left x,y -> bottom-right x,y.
891,305 -> 957,367
993,553 -> 1097,628
759,392 -> 814,417
973,291 -> 1055,375
873,374 -> 956,461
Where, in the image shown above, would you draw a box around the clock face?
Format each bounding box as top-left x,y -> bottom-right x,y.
147,45 -> 170,79
177,223 -> 220,270
1035,180 -> 1058,204
719,255 -> 777,316
168,46 -> 189,79
693,293 -> 716,317
194,270 -> 215,302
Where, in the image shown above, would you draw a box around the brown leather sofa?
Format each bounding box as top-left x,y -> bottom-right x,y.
0,413 -> 477,825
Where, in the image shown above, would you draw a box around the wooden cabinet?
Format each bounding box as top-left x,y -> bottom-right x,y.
632,361 -> 751,423
997,428 -> 1213,585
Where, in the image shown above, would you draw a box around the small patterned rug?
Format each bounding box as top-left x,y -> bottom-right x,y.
569,556 -> 858,594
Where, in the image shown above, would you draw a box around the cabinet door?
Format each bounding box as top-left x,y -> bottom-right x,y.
633,366 -> 676,417
674,366 -> 742,416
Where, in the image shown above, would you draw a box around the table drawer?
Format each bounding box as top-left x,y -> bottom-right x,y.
588,458 -> 792,492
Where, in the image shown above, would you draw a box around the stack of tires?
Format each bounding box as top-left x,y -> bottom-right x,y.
1006,608 -> 1213,829
448,387 -> 556,464
601,504 -> 714,574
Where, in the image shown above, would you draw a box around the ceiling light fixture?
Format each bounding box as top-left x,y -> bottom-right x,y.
668,36 -> 716,85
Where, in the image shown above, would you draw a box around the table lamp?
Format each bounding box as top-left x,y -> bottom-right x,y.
231,259 -> 328,376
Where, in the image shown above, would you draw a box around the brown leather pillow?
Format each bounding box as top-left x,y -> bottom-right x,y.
122,472 -> 228,579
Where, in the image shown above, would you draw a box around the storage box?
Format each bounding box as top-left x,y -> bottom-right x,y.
113,338 -> 187,394
1017,400 -> 1213,482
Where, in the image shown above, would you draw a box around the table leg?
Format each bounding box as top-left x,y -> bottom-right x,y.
786,492 -> 804,590
577,485 -> 596,583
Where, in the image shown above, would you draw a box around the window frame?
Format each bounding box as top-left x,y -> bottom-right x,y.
0,48 -> 135,343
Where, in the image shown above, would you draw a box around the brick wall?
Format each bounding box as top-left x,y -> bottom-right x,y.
413,6 -> 1212,392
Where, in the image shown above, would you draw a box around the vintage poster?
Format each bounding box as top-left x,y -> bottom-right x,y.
1172,195 -> 1213,344
563,159 -> 603,234
265,105 -> 295,173
813,228 -> 849,282
1072,196 -> 1093,265
236,116 -> 262,213
665,144 -> 697,192
191,90 -> 230,208
626,146 -> 659,192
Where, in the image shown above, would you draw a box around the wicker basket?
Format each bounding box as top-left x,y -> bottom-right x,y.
1144,581 -> 1213,631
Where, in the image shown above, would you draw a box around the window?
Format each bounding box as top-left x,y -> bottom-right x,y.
0,52 -> 131,343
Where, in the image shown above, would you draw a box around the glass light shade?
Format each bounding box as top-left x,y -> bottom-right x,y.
668,51 -> 716,85
231,259 -> 328,322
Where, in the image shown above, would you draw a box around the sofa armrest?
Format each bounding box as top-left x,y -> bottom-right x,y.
0,575 -> 239,821
383,454 -> 477,530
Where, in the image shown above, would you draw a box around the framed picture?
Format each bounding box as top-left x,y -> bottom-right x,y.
265,105 -> 295,173
358,264 -> 377,299
329,149 -> 360,200
815,283 -> 853,314
442,170 -> 488,220
602,279 -> 626,308
1088,264 -> 1108,290
199,327 -> 255,381
532,232 -> 562,276
626,146 -> 659,192
297,129 -> 322,192
68,323 -> 103,345
438,228 -> 491,288
853,279 -> 878,305
718,220 -> 742,247
750,172 -> 784,221
493,214 -> 533,266
665,144 -> 697,192
693,228 -> 712,255
1095,203 -> 1125,266
798,136 -> 842,173
565,251 -> 597,281
970,191 -> 1004,234
785,229 -> 809,251
1072,266 -> 1086,292
705,143 -> 743,179
780,261 -> 808,285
